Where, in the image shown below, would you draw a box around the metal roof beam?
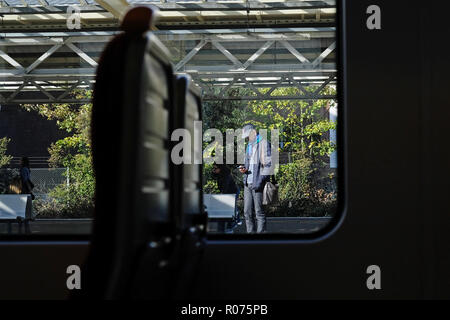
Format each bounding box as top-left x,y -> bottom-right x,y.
0,35 -> 112,46
202,94 -> 336,101
65,42 -> 98,67
0,49 -> 24,69
280,40 -> 310,63
0,5 -> 104,14
94,0 -> 129,19
211,41 -> 244,69
312,40 -> 336,67
242,40 -> 274,69
0,2 -> 336,13
181,63 -> 336,72
1,27 -> 334,37
0,33 -> 332,46
0,68 -> 336,80
174,39 -> 207,71
152,1 -> 335,11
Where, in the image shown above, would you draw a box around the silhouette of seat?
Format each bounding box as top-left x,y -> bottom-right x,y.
84,6 -> 205,299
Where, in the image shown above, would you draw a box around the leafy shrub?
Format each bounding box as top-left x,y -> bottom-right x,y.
202,163 -> 220,194
276,154 -> 314,202
0,137 -> 14,194
266,152 -> 337,217
0,137 -> 12,169
33,194 -> 93,218
23,92 -> 95,218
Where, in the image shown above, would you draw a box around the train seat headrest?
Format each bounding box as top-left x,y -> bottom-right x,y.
120,6 -> 158,34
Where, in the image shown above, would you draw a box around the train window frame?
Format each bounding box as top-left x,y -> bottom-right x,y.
206,0 -> 347,242
0,0 -> 347,242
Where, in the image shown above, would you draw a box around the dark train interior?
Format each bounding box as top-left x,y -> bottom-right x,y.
0,0 -> 450,303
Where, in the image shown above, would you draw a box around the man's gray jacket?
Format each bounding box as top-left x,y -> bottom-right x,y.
243,137 -> 272,192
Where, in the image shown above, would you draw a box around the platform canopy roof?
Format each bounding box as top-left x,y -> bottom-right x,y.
0,0 -> 337,103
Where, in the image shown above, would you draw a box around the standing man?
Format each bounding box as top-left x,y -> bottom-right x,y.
239,124 -> 271,233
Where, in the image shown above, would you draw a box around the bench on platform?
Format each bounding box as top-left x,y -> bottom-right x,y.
203,194 -> 236,233
0,194 -> 33,234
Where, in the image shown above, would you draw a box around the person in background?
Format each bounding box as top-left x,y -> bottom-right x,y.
239,123 -> 271,233
212,163 -> 242,228
20,157 -> 35,200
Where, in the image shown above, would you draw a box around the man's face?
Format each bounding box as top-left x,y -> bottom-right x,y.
248,129 -> 257,142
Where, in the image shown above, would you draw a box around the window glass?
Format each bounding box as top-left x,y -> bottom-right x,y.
0,0 -> 338,235
191,3 -> 339,235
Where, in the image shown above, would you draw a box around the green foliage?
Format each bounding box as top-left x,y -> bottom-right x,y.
0,138 -> 14,195
246,86 -> 337,159
202,163 -> 220,194
277,153 -> 314,201
32,190 -> 93,218
270,152 -> 337,217
23,91 -> 94,217
203,179 -> 220,194
0,137 -> 12,168
202,88 -> 250,163
203,86 -> 337,161
202,88 -> 248,133
50,153 -> 94,203
23,91 -> 92,168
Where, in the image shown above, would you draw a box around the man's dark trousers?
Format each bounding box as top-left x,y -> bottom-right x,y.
244,184 -> 266,233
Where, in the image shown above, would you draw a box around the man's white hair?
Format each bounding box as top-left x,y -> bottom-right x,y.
242,123 -> 255,139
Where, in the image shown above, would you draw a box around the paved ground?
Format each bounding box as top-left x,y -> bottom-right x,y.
0,219 -> 93,235
0,217 -> 332,235
209,217 -> 332,234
